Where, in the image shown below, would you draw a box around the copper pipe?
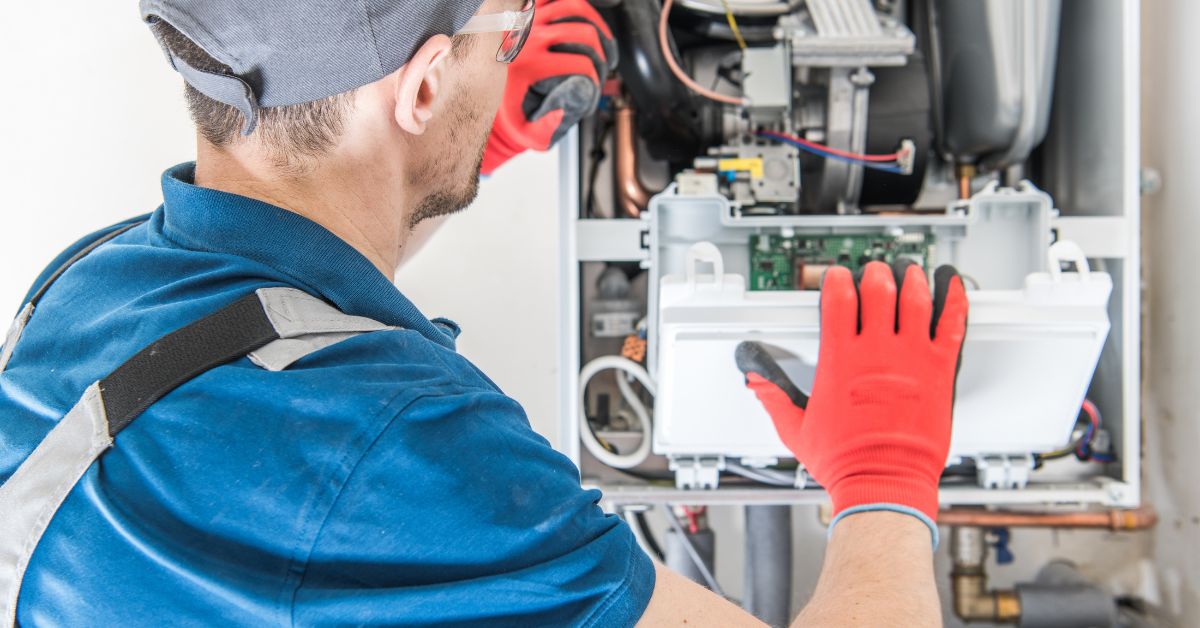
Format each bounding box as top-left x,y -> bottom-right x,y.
956,163 -> 977,200
958,175 -> 971,200
939,504 -> 1158,531
614,104 -> 651,217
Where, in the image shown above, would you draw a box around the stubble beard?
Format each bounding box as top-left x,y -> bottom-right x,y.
407,91 -> 491,230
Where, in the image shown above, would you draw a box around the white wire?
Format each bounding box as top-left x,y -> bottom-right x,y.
614,367 -> 649,428
664,507 -> 725,596
725,461 -> 797,486
578,356 -> 656,469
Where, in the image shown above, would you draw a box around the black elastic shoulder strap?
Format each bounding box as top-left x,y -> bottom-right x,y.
22,218 -> 283,439
100,292 -> 280,437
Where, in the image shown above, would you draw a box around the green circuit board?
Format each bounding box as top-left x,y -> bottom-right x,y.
749,232 -> 934,291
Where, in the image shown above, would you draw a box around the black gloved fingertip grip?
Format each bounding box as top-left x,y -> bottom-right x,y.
734,341 -> 809,409
931,264 -> 963,340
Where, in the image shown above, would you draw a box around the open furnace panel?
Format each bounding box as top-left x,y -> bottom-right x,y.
560,0 -> 1139,512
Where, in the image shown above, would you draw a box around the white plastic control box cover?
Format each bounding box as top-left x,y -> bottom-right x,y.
653,241 -> 1112,464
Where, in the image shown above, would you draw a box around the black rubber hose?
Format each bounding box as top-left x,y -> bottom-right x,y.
607,0 -> 718,162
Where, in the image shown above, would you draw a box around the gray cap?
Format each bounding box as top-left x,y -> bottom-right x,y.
140,0 -> 486,135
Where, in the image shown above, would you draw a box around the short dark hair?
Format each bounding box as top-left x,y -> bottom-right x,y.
151,21 -> 354,171
152,22 -> 476,171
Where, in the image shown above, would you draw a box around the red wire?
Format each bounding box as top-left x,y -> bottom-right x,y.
758,130 -> 905,162
1081,399 -> 1100,430
682,506 -> 707,534
1077,399 -> 1101,457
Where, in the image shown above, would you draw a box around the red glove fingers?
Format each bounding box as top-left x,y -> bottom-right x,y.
480,109 -> 566,176
536,0 -> 616,81
490,42 -> 600,147
736,260 -> 968,546
858,261 -> 897,334
536,0 -> 615,40
899,262 -> 933,337
818,265 -> 858,340
543,21 -> 611,91
481,0 -> 616,175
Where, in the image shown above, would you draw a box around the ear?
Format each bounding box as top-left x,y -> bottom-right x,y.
393,35 -> 454,135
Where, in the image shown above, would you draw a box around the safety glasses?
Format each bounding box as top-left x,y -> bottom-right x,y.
457,0 -> 537,63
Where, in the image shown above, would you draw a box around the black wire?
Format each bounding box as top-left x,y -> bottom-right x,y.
634,511 -> 666,561
942,459 -> 978,478
1033,407 -> 1105,466
610,466 -> 675,482
711,64 -> 743,91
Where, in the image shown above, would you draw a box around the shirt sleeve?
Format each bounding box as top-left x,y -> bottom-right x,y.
292,387 -> 656,627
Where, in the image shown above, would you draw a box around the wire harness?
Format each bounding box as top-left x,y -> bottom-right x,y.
756,129 -> 915,174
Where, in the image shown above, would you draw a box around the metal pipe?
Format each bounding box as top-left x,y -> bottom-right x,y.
1016,562 -> 1118,628
664,507 -> 720,594
615,104 -> 652,217
665,527 -> 717,587
939,505 -> 1158,531
950,527 -> 1022,624
743,505 -> 792,627
956,162 -> 976,199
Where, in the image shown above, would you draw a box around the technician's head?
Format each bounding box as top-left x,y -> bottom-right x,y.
141,0 -> 532,227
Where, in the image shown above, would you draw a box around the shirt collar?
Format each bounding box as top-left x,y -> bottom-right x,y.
156,162 -> 457,350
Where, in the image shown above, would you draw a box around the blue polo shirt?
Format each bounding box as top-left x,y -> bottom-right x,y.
0,163 -> 654,626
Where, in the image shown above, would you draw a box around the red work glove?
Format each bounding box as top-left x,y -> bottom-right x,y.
735,260 -> 968,545
481,0 -> 617,175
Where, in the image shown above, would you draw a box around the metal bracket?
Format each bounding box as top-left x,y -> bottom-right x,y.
575,218 -> 651,262
670,455 -> 726,490
973,454 -> 1036,490
782,0 -> 915,67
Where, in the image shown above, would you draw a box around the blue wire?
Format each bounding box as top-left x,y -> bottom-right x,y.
1076,417 -> 1096,458
756,132 -> 906,174
1076,403 -> 1117,463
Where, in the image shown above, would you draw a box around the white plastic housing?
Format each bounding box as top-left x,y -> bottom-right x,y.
653,242 -> 1112,462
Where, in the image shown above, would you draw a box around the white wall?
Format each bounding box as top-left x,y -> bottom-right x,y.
0,3 -> 562,440
1141,0 -> 1200,619
393,156 -> 562,437
0,4 -> 194,311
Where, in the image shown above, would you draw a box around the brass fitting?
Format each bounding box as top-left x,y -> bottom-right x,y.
952,572 -> 1021,623
955,163 -> 977,200
950,527 -> 1021,624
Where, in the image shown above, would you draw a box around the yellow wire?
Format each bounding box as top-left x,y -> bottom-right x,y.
719,0 -> 748,50
1039,444 -> 1076,459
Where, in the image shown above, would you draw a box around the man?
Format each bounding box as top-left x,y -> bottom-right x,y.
0,0 -> 966,625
